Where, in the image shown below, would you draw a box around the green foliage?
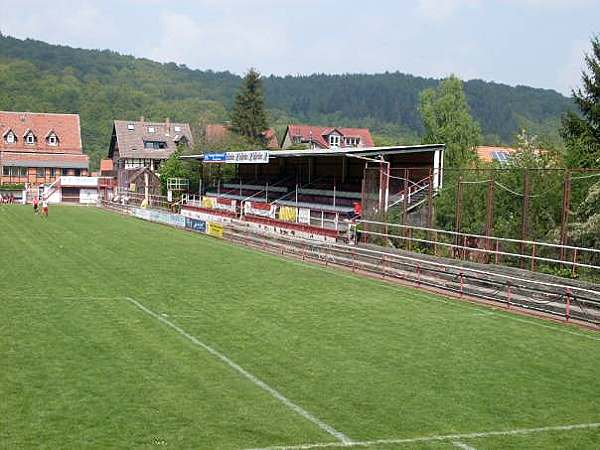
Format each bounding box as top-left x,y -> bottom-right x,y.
561,35 -> 600,168
569,180 -> 600,251
434,131 -> 565,243
0,183 -> 25,190
419,75 -> 481,167
0,35 -> 577,172
231,68 -> 268,142
159,149 -> 188,195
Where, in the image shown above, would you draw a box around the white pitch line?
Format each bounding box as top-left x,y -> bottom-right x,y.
243,422 -> 600,450
124,297 -> 352,445
453,441 -> 477,450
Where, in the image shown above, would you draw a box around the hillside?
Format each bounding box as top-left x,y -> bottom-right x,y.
0,34 -> 574,169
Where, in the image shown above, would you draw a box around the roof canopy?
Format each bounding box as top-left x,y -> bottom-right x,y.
180,144 -> 445,163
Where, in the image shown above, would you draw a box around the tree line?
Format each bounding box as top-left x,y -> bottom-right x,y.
0,34 -> 574,168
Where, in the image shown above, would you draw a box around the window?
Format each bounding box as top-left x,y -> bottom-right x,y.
47,134 -> 58,146
25,132 -> 36,145
328,134 -> 340,147
74,169 -> 81,176
127,124 -> 135,131
37,168 -> 45,178
5,131 -> 16,144
147,126 -> 155,133
144,140 -> 167,149
174,126 -> 181,132
51,168 -> 59,177
3,166 -> 27,177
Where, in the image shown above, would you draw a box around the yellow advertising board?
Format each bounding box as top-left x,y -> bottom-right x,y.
278,206 -> 297,222
207,222 -> 224,238
202,196 -> 217,209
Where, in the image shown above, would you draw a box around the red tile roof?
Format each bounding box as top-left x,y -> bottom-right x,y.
100,159 -> 114,171
204,124 -> 279,149
205,124 -> 229,143
476,146 -> 518,163
0,151 -> 89,168
0,111 -> 83,154
285,124 -> 374,149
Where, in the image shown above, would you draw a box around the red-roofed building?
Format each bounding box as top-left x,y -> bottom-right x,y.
476,146 -> 518,164
0,111 -> 88,187
281,124 -> 374,150
204,123 -> 279,149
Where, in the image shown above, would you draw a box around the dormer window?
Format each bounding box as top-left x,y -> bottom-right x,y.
328,134 -> 341,148
46,131 -> 59,146
174,126 -> 181,132
147,126 -> 155,133
127,124 -> 135,131
4,130 -> 16,144
24,131 -> 36,145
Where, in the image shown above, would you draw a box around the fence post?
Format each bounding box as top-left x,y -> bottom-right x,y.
382,255 -> 386,279
417,264 -> 421,286
459,272 -> 464,298
507,281 -> 511,309
565,289 -> 571,322
495,240 -> 500,265
572,249 -> 578,278
531,243 -> 536,272
352,249 -> 356,273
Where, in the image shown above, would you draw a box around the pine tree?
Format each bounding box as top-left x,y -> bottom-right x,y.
231,68 -> 268,142
561,35 -> 600,168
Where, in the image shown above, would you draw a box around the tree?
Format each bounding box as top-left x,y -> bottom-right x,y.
159,149 -> 189,195
561,35 -> 600,168
231,68 -> 268,142
419,75 -> 481,167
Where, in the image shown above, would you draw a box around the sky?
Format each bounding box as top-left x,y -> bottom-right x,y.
1,0 -> 599,96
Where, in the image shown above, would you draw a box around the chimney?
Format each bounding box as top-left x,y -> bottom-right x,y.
139,116 -> 145,126
165,117 -> 171,135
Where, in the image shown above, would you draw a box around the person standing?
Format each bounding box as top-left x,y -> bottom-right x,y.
42,198 -> 49,218
33,196 -> 39,215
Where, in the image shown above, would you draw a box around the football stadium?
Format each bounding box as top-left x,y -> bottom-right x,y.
2,204 -> 600,450
2,13 -> 600,449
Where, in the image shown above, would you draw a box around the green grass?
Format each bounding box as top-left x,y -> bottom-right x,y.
1,205 -> 600,450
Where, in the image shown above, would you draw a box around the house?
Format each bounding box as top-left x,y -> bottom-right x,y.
280,124 -> 374,150
108,117 -> 193,175
204,123 -> 279,149
476,146 -> 518,164
0,111 -> 89,187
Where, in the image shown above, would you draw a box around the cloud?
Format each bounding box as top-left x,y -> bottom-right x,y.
147,11 -> 290,74
0,0 -> 117,49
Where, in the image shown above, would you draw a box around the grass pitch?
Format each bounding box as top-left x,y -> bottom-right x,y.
1,205 -> 600,450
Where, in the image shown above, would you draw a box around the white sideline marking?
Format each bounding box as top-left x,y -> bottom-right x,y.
124,297 -> 352,445
243,422 -> 600,450
453,441 -> 477,450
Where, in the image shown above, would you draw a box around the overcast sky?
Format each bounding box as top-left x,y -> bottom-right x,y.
1,0 -> 599,95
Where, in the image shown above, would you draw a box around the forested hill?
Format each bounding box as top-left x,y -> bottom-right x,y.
0,34 -> 573,169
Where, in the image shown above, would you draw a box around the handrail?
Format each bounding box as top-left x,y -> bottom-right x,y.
356,220 -> 600,255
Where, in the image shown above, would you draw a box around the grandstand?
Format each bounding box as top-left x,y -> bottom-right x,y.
181,144 -> 444,239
